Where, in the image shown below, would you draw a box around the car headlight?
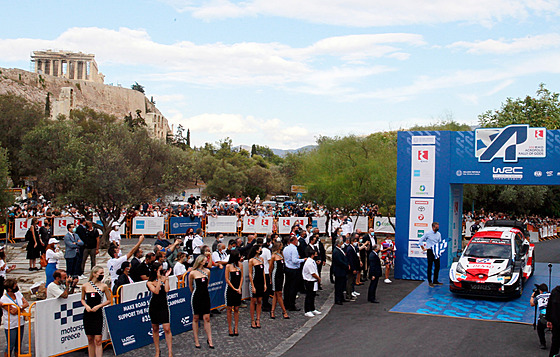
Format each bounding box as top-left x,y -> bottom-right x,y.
499,267 -> 512,278
456,262 -> 466,274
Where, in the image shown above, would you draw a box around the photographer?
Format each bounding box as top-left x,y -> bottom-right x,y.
47,269 -> 78,299
531,283 -> 550,350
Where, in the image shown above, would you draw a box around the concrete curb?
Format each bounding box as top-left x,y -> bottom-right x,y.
266,278 -> 335,357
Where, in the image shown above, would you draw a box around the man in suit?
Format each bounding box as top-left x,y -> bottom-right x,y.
63,223 -> 84,278
75,218 -> 88,278
368,244 -> 382,303
332,238 -> 349,305
345,236 -> 361,301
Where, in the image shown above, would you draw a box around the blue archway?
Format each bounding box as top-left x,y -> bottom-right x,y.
395,125 -> 558,280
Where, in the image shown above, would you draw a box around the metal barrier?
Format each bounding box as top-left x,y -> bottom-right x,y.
3,301 -> 35,357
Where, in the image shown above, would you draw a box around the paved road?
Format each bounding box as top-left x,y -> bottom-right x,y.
285,238 -> 560,357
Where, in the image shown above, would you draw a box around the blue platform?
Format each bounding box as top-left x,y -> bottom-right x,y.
389,263 -> 560,325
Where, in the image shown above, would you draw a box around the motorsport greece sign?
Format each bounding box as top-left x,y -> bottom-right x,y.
395,125 -> 560,280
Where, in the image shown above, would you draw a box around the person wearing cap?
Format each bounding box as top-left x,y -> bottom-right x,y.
531,283 -> 551,350
45,238 -> 64,287
109,223 -> 121,247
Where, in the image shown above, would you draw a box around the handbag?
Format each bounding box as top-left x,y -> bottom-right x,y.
40,253 -> 48,268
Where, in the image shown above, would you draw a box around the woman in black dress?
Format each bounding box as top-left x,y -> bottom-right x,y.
269,242 -> 289,319
25,218 -> 43,271
248,245 -> 266,328
189,255 -> 213,349
225,250 -> 243,336
147,262 -> 173,357
80,266 -> 111,357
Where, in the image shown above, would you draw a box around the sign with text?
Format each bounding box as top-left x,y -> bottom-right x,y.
169,216 -> 201,235
206,216 -> 238,234
242,216 -> 273,234
374,217 -> 396,234
53,217 -> 81,236
132,217 -> 165,235
278,217 -> 308,234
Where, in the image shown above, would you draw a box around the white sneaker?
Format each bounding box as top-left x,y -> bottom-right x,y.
79,275 -> 88,279
312,310 -> 322,315
352,291 -> 360,296
304,312 -> 315,317
384,279 -> 392,284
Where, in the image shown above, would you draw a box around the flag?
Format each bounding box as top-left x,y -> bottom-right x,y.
433,239 -> 448,260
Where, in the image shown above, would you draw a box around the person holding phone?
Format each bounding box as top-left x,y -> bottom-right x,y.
147,262 -> 173,357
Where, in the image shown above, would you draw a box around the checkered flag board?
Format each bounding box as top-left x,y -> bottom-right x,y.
433,239 -> 448,260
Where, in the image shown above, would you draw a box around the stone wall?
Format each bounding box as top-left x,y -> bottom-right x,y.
0,67 -> 170,140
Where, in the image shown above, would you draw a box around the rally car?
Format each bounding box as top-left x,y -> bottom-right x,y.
449,220 -> 535,298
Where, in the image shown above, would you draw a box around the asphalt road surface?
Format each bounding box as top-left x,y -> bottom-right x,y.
285,238 -> 560,357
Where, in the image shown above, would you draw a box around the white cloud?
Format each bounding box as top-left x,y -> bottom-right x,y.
0,27 -> 419,96
449,33 -> 560,54
161,0 -> 560,27
166,111 -> 314,148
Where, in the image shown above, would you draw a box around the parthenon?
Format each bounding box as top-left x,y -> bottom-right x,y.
31,50 -> 104,83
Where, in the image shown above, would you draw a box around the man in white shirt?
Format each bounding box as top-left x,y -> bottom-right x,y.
192,228 -> 204,258
302,247 -> 321,317
211,243 -> 229,268
46,269 -> 78,299
107,235 -> 144,288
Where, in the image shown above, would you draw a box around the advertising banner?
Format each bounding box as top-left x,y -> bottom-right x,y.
410,145 -> 436,198
132,217 -> 165,235
14,217 -> 47,239
311,216 -> 327,234
207,216 -> 238,234
374,217 -> 396,234
242,216 -> 273,234
208,267 -> 226,308
105,287 -> 193,355
53,217 -> 81,236
277,217 -> 308,234
34,293 -> 110,357
408,199 -> 434,258
120,276 -> 178,303
348,216 -> 369,232
169,216 -> 201,235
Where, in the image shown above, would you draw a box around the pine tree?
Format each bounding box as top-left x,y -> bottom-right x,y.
186,129 -> 191,148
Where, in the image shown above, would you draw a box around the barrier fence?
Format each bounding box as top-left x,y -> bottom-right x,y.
5,215 -> 394,241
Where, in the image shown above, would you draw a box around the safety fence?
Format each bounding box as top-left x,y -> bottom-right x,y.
464,221 -> 558,242
6,215 -> 396,242
9,265 -> 231,357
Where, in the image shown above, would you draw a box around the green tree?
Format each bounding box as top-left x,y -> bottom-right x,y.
124,110 -> 147,131
0,148 -> 13,214
131,82 -> 145,94
186,129 -> 191,148
0,94 -> 45,185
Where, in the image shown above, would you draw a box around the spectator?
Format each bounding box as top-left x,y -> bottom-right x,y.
130,248 -> 144,272
345,236 -> 360,301
1,279 -> 28,357
173,252 -> 189,277
131,252 -> 154,282
183,228 -> 195,255
163,238 -> 183,271
25,217 -> 43,271
212,243 -> 229,268
154,231 -> 171,250
192,228 -> 204,259
81,266 -> 111,357
367,245 -> 382,303
112,261 -> 134,296
38,219 -> 51,251
380,236 -> 396,284
302,247 -> 321,317
226,239 -> 237,255
64,223 -> 84,278
109,223 -> 121,247
45,238 -> 64,287
0,250 -> 15,298
212,233 -> 224,252
225,250 -> 243,336
81,221 -> 100,274
75,218 -> 88,278
283,236 -> 306,311
332,238 -> 349,305
107,235 -> 145,288
46,269 -> 78,299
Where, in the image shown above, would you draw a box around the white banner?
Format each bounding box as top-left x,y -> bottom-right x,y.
241,260 -> 251,299
92,215 -> 126,236
53,217 -> 81,236
242,216 -> 273,234
408,198 -> 434,258
14,217 -> 48,239
278,217 -> 308,234
373,217 -> 396,234
349,216 -> 369,233
131,217 -> 164,235
34,293 -> 110,357
312,216 -> 327,234
120,276 -> 179,303
411,144 -> 436,198
207,216 -> 238,234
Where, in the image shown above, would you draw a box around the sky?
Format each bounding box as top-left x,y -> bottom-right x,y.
1,0 -> 560,149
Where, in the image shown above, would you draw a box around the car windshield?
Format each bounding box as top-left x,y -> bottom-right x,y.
464,238 -> 511,259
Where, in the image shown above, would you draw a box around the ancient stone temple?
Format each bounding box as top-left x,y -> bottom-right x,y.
31,50 -> 104,83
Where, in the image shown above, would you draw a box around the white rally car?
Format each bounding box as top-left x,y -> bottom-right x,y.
449,220 -> 535,298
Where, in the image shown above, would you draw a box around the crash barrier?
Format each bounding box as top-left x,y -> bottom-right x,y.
463,221 -> 558,241
7,215 -> 383,241
3,302 -> 34,357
